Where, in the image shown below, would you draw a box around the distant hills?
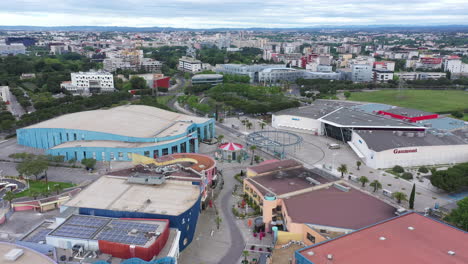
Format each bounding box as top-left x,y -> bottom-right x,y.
0,25 -> 467,32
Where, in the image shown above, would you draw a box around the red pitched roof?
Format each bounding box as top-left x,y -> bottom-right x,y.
298,213 -> 468,264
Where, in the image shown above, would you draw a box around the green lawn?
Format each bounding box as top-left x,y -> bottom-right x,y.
13,180 -> 75,199
349,89 -> 468,113
157,95 -> 175,105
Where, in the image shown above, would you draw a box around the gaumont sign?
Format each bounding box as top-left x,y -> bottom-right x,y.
393,148 -> 418,154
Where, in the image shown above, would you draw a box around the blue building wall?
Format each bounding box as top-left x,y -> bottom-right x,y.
17,119 -> 215,161
79,193 -> 201,252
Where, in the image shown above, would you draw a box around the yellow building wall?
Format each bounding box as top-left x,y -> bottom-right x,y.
246,168 -> 258,177
301,224 -> 326,246
276,231 -> 302,245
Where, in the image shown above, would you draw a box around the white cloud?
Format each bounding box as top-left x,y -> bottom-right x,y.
0,0 -> 467,28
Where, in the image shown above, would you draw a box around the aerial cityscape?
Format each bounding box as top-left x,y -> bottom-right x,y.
0,1 -> 467,264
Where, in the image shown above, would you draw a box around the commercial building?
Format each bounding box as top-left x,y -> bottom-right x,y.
5,37 -> 36,46
0,86 -> 10,103
104,49 -> 162,73
63,174 -> 202,253
49,43 -> 68,55
46,215 -> 175,262
373,61 -> 395,71
372,69 -> 394,82
0,43 -> 26,56
395,71 -> 447,81
443,57 -> 468,75
60,71 -> 115,95
17,105 -> 215,161
351,64 -> 373,82
243,160 -> 396,246
295,212 -> 468,264
272,100 -> 468,169
216,64 -> 305,84
191,74 -> 224,85
0,242 -> 56,264
178,56 -> 204,73
129,73 -> 171,89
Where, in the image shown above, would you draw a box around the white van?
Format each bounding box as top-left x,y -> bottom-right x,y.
327,143 -> 340,149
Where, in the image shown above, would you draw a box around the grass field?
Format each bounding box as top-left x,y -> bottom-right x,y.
349,89 -> 468,113
13,180 -> 75,199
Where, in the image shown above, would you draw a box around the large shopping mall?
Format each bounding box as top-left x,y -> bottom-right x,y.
17,105 -> 215,161
273,100 -> 468,169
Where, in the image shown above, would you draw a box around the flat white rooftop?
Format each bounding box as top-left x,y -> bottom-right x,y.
65,176 -> 200,216
24,105 -> 210,138
51,137 -> 181,150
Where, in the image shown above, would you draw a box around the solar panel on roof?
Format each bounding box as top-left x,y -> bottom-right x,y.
25,229 -> 52,243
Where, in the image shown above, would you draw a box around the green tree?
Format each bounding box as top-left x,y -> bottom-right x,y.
16,156 -> 48,181
246,121 -> 253,130
430,163 -> 468,192
129,76 -> 147,90
409,184 -> 416,209
444,197 -> 468,231
392,165 -> 405,173
418,166 -> 429,174
81,158 -> 97,170
215,215 -> 222,230
359,176 -> 369,187
401,172 -> 413,180
52,184 -> 64,195
344,91 -> 351,99
29,189 -> 41,200
259,121 -> 266,130
393,192 -> 408,204
217,134 -> 224,145
242,250 -> 250,264
3,191 -> 15,209
337,164 -> 348,178
249,145 -> 257,165
356,160 -> 362,170
370,180 -> 382,192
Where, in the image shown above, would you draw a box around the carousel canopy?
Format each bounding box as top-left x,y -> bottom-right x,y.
218,142 -> 244,151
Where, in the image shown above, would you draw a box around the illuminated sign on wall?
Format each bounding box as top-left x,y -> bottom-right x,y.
292,118 -> 300,121
393,148 -> 418,154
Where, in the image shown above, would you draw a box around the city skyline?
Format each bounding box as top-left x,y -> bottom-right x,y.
1,0 -> 468,29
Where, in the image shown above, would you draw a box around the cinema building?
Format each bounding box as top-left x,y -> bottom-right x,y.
273,100 -> 468,169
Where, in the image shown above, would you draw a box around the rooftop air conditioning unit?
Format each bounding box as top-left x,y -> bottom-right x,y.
4,249 -> 24,261
305,177 -> 321,185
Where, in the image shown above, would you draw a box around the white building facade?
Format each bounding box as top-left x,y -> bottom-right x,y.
0,44 -> 26,56
61,71 -> 115,95
351,64 -> 373,82
178,56 -> 203,73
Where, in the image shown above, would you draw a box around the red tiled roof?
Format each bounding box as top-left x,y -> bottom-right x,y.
246,168 -> 331,196
284,186 -> 395,229
298,213 -> 468,264
249,159 -> 302,174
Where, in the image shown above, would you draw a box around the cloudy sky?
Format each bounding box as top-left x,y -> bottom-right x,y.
1,0 -> 467,28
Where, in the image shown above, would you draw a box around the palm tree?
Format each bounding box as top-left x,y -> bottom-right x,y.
359,176 -> 369,187
242,250 -> 250,264
259,121 -> 266,130
249,145 -> 257,165
29,190 -> 40,200
392,192 -> 408,204
52,184 -> 63,195
337,164 -> 348,178
356,161 -> 362,170
215,215 -> 222,230
370,180 -> 382,192
217,134 -> 224,145
3,191 -> 15,209
246,121 -> 253,130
